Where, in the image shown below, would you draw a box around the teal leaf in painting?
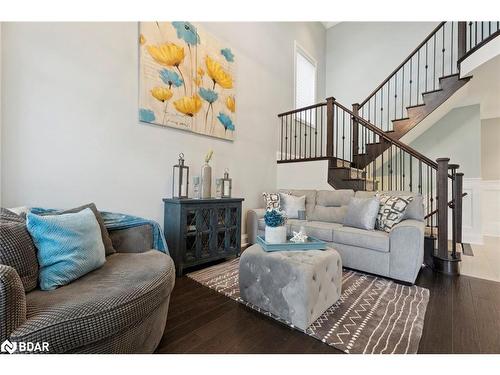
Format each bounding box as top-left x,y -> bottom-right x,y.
199,87 -> 218,104
159,69 -> 183,87
217,112 -> 235,131
172,22 -> 200,46
221,48 -> 234,62
139,109 -> 156,123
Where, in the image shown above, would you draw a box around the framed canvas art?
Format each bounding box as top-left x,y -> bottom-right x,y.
139,22 -> 236,141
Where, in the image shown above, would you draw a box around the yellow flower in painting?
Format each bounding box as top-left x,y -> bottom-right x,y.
194,77 -> 202,86
173,94 -> 202,117
197,67 -> 205,77
139,34 -> 146,45
147,43 -> 185,67
151,87 -> 173,102
226,96 -> 236,113
205,56 -> 233,89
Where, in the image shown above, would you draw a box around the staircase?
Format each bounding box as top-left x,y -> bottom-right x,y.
276,21 -> 499,274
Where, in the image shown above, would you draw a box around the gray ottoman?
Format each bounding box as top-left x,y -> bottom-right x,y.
239,244 -> 342,330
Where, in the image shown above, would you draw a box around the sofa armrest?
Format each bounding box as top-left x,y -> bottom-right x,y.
0,265 -> 27,342
389,219 -> 425,284
108,224 -> 154,253
246,208 -> 266,245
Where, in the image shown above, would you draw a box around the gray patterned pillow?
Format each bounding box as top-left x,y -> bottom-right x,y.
376,195 -> 415,232
262,192 -> 281,211
0,208 -> 39,292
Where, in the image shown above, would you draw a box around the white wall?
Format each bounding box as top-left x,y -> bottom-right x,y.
325,22 -> 438,105
410,105 -> 481,178
277,160 -> 332,191
1,22 -> 326,231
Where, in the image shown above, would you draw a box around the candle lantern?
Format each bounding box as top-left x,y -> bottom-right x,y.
172,153 -> 189,199
221,168 -> 232,198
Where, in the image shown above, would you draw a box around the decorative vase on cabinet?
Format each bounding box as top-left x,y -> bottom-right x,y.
201,163 -> 212,198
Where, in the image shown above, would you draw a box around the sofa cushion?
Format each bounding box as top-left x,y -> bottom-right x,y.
355,190 -> 424,221
308,190 -> 353,224
333,226 -> 389,253
27,209 -> 106,291
279,189 -> 317,218
316,189 -> 354,207
308,205 -> 348,223
10,250 -> 175,353
0,208 -> 39,292
50,203 -> 116,256
289,221 -> 342,242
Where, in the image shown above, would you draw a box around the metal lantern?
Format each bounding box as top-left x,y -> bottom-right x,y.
221,168 -> 232,198
172,153 -> 189,199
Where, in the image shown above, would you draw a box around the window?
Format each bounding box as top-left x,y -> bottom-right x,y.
294,42 -> 317,125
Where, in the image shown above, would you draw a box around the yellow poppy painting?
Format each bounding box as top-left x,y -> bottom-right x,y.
139,22 -> 237,141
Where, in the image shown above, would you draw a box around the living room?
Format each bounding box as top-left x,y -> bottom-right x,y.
1,0 -> 499,372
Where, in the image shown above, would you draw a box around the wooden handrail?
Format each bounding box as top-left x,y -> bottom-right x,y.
424,192 -> 468,220
278,102 -> 326,117
333,100 -> 439,170
359,22 -> 446,108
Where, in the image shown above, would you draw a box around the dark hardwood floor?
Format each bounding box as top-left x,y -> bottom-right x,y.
156,265 -> 500,354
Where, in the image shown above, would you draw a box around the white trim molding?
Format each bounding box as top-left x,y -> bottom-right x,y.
481,179 -> 500,237
460,178 -> 483,245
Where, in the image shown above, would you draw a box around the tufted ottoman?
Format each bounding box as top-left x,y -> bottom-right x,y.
239,244 -> 342,330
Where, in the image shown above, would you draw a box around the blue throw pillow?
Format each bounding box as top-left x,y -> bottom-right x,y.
26,208 -> 106,290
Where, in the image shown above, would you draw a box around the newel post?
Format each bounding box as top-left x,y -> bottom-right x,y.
352,103 -> 360,158
455,172 -> 464,244
326,97 -> 335,157
436,158 -> 450,259
457,21 -> 467,61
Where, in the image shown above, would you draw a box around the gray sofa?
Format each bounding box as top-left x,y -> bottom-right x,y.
0,224 -> 175,354
247,189 -> 425,284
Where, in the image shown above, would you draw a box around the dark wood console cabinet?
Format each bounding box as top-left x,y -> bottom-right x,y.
163,198 -> 244,276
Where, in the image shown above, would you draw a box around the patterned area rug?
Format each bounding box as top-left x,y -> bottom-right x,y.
187,258 -> 430,354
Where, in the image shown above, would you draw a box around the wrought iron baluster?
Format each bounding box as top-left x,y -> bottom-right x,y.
475,22 -> 477,46
433,35 -> 437,90
451,22 -> 454,74
381,84 -> 384,131
280,116 -> 283,161
335,105 -> 339,158
410,157 -> 413,192
409,56 -> 413,106
469,22 -> 472,51
417,50 -> 420,104
418,160 -> 423,194
389,146 -> 393,190
381,144 -> 385,191
402,63 -> 405,118
315,107 -> 318,158
394,73 -> 397,120
320,105 -> 323,157
441,24 -> 446,77
342,109 -> 346,162
308,109 -> 312,158
425,42 -> 428,93
387,79 -> 391,130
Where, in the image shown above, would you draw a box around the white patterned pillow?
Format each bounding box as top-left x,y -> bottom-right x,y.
262,192 -> 281,211
376,194 -> 414,232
